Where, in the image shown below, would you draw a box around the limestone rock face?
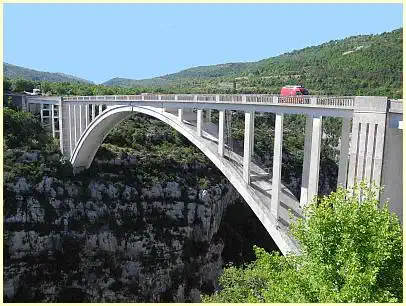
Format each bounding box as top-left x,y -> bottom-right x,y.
4,168 -> 239,302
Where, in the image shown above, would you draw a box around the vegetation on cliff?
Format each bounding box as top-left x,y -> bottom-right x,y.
4,107 -> 73,184
203,184 -> 403,303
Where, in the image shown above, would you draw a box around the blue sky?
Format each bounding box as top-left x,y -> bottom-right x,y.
4,3 -> 403,84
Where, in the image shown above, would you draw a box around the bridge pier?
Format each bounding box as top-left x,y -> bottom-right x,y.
337,117 -> 351,187
300,115 -> 322,207
243,111 -> 254,184
74,104 -> 81,146
196,109 -> 203,137
85,104 -> 89,127
178,109 -> 184,122
79,105 -> 84,136
271,113 -> 283,218
58,98 -> 64,154
307,115 -> 322,203
40,104 -> 44,125
51,104 -> 56,138
91,104 -> 96,121
218,110 -> 225,156
21,95 -> 27,111
66,104 -> 73,156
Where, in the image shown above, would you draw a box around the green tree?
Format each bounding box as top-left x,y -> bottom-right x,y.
203,183 -> 402,303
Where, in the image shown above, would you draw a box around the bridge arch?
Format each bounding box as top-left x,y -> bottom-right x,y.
71,105 -> 299,255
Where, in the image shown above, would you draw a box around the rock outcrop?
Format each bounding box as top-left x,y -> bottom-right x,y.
4,160 -> 239,302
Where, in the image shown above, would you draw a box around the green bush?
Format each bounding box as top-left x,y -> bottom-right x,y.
203,183 -> 402,303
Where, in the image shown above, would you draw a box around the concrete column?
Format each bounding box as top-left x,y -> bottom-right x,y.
79,105 -> 83,136
51,104 -> 56,138
371,123 -> 386,189
68,104 -> 73,156
250,112 -> 255,156
40,104 -> 44,124
85,104 -> 89,128
91,104 -> 95,121
98,104 -> 103,116
300,115 -> 322,206
21,95 -> 27,111
347,120 -> 359,190
307,116 -> 322,203
58,98 -> 64,154
364,123 -> 376,186
356,123 -> 368,181
381,126 -> 403,223
206,109 -> 212,122
196,109 -> 203,137
300,116 -> 312,207
73,104 -> 77,146
243,112 -> 254,184
271,113 -> 283,218
218,110 -> 225,156
337,117 -> 351,187
178,109 -> 184,122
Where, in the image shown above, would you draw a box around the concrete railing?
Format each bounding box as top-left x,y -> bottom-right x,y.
63,94 -> 356,109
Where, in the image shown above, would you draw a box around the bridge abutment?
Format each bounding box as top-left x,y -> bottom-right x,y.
347,97 -> 388,195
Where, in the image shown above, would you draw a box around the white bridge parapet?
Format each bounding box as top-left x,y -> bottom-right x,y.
22,93 -> 403,253
63,94 -> 356,109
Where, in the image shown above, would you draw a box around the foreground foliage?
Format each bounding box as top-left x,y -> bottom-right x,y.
203,184 -> 403,303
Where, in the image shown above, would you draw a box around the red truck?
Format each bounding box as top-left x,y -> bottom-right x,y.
279,85 -> 310,104
280,85 -> 309,96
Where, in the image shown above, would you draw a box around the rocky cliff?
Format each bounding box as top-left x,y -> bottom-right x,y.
4,154 -> 240,302
4,108 -> 245,302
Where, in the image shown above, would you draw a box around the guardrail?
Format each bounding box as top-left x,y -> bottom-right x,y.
63,94 -> 356,109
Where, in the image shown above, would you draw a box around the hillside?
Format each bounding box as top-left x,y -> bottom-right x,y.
103,28 -> 402,97
4,63 -> 92,84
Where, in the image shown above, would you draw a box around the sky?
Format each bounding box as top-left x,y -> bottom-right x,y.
4,3 -> 403,84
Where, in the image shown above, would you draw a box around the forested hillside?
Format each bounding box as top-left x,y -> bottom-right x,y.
4,63 -> 92,84
5,28 -> 402,98
103,28 -> 402,98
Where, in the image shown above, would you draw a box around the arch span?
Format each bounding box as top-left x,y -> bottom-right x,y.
71,105 -> 299,255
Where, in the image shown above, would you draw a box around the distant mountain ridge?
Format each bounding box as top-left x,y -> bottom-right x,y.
4,63 -> 93,84
102,28 -> 402,97
102,62 -> 260,87
4,28 -> 402,98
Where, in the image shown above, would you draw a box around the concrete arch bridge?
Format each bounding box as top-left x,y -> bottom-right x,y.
21,94 -> 403,255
